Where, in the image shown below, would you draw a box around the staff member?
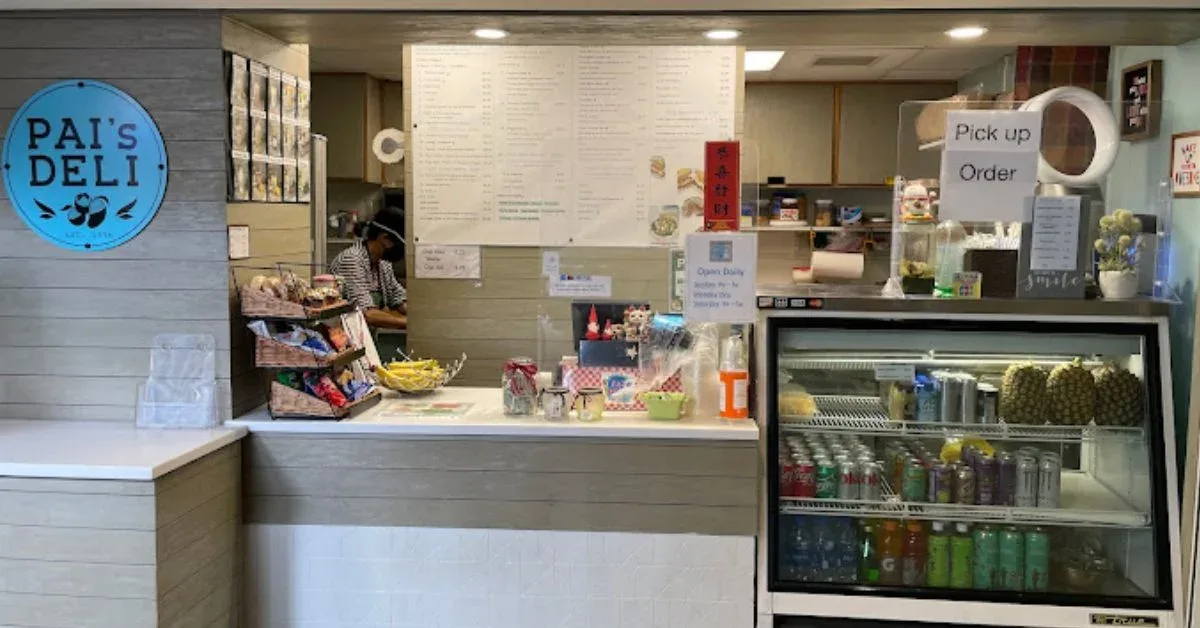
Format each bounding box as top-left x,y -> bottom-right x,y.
330,206 -> 407,330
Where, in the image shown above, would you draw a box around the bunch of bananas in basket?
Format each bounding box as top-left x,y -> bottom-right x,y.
375,359 -> 446,392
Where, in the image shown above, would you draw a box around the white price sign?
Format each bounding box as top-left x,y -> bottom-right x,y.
874,363 -> 916,382
939,110 -> 1043,223
414,244 -> 482,279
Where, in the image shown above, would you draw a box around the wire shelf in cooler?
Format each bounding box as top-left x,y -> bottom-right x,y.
779,471 -> 1149,529
780,395 -> 1145,444
779,355 -> 1108,372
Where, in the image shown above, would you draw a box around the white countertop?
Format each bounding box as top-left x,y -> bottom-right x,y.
0,420 -> 247,481
229,386 -> 759,441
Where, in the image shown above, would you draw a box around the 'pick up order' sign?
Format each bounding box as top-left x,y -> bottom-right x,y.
938,110 -> 1042,223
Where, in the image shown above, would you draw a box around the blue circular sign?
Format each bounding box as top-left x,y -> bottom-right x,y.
2,80 -> 168,252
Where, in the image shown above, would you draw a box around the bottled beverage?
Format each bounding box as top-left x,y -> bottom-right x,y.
877,520 -> 904,586
837,519 -> 860,583
997,526 -> 1025,591
1024,527 -> 1051,592
976,455 -> 997,505
949,522 -> 973,589
926,521 -> 951,587
789,516 -> 816,582
859,521 -> 880,584
972,525 -> 998,590
1037,453 -> 1062,509
901,521 -> 927,586
815,517 -> 838,583
718,332 -> 749,419
996,451 -> 1017,506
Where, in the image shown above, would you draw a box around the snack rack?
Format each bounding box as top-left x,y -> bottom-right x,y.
233,265 -> 382,420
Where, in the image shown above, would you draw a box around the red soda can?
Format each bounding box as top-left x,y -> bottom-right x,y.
780,451 -> 798,496
795,457 -> 817,498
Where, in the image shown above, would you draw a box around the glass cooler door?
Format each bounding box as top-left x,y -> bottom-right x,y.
767,318 -> 1173,610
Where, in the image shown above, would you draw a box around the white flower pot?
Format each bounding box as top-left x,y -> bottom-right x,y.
1099,270 -> 1139,300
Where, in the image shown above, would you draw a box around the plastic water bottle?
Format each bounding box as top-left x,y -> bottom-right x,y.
816,517 -> 839,583
790,516 -> 816,582
836,519 -> 861,583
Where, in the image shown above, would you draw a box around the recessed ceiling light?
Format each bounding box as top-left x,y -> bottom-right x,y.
473,28 -> 508,40
945,26 -> 987,40
705,29 -> 740,41
745,50 -> 785,72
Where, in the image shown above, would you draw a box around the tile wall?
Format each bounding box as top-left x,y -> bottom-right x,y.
1014,46 -> 1111,176
246,524 -> 755,628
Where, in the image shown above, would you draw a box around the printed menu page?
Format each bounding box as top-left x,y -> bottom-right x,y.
411,45 -> 736,247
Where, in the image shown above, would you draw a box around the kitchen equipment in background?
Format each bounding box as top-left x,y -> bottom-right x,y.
814,200 -> 836,227
372,128 -> 405,164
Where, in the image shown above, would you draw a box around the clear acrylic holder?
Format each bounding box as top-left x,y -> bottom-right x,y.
136,333 -> 219,429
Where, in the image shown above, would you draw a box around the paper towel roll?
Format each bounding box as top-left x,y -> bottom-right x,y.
1018,86 -> 1119,187
812,251 -> 865,281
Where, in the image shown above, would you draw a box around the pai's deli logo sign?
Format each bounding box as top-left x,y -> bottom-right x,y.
2,80 -> 168,251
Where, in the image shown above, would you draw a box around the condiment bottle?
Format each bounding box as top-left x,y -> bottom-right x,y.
718,331 -> 749,419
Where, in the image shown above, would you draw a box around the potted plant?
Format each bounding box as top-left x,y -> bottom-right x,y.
1094,209 -> 1143,300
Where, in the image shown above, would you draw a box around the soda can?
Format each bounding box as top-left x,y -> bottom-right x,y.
977,384 -> 999,424
838,461 -> 862,500
976,455 -> 997,506
959,374 -> 979,424
915,375 -> 940,423
936,372 -> 963,423
781,452 -> 798,497
855,453 -> 876,467
860,462 -> 883,501
997,527 -> 1025,591
796,458 -> 817,498
1015,454 -> 1040,508
1024,527 -> 1051,591
928,461 -> 953,504
1017,446 -> 1042,459
815,459 -> 839,499
972,525 -> 999,590
960,444 -> 978,470
995,451 -> 1017,506
954,465 -> 976,505
833,452 -> 851,466
902,459 -> 928,502
1037,453 -> 1061,509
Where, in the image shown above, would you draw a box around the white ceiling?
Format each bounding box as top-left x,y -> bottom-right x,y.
747,45 -> 1013,81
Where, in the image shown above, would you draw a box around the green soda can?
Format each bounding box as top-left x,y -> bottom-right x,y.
1024,527 -> 1051,592
926,521 -> 952,587
949,522 -> 973,589
997,526 -> 1025,591
972,525 -> 999,590
902,459 -> 928,502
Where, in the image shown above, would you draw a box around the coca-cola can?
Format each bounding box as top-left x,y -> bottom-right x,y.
860,462 -> 883,501
795,458 -> 817,498
838,461 -> 863,500
780,451 -> 798,497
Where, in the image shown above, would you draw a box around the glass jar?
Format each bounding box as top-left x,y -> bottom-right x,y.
502,357 -> 538,415
899,222 -> 936,295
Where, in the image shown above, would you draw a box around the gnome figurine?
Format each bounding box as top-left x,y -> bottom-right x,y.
585,305 -> 601,341
602,319 -> 614,340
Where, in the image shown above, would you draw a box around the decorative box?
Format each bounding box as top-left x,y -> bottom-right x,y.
578,340 -> 640,368
963,249 -> 1018,298
561,365 -> 683,411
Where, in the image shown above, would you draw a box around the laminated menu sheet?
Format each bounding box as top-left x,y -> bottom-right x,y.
410,45 -> 737,247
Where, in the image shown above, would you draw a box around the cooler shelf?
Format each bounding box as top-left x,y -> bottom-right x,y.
780,395 -> 1145,444
779,471 -> 1148,529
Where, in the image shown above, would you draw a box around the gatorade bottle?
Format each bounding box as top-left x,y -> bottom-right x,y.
901,521 -> 927,586
926,521 -> 951,587
877,520 -> 904,585
949,522 -> 974,589
859,520 -> 880,584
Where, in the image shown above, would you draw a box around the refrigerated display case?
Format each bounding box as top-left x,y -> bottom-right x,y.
755,300 -> 1183,628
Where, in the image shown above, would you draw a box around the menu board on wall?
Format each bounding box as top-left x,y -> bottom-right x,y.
411,45 -> 737,247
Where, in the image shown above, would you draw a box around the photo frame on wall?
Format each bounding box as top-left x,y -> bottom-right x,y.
1171,131 -> 1200,198
1120,60 -> 1162,142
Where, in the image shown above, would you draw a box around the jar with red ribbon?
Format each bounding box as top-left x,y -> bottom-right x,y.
502,356 -> 538,415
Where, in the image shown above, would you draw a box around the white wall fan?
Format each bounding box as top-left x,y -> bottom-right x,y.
371,127 -> 405,164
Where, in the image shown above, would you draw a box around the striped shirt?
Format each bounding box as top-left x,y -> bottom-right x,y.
329,240 -> 406,310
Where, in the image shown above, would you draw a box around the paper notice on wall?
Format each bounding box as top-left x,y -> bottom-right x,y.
683,232 -> 757,324
414,244 -> 482,279
548,275 -> 612,298
1029,195 -> 1081,271
939,110 -> 1042,222
541,251 -> 560,278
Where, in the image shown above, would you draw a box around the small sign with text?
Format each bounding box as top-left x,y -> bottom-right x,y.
939,110 -> 1042,222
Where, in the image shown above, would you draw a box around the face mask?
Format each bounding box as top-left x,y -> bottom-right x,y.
381,242 -> 404,262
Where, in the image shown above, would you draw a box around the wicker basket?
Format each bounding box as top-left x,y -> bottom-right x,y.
269,381 -> 381,419
240,287 -> 350,321
255,336 -> 361,369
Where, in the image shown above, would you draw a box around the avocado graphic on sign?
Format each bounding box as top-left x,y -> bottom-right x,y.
2,80 -> 168,251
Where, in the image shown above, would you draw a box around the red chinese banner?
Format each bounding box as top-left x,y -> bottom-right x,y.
703,141 -> 740,231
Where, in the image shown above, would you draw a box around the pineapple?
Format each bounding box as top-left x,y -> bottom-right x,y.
1000,362 -> 1048,424
1047,358 -> 1097,426
1093,363 -> 1144,427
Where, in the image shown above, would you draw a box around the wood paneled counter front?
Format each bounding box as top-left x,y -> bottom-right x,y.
231,387 -> 760,536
